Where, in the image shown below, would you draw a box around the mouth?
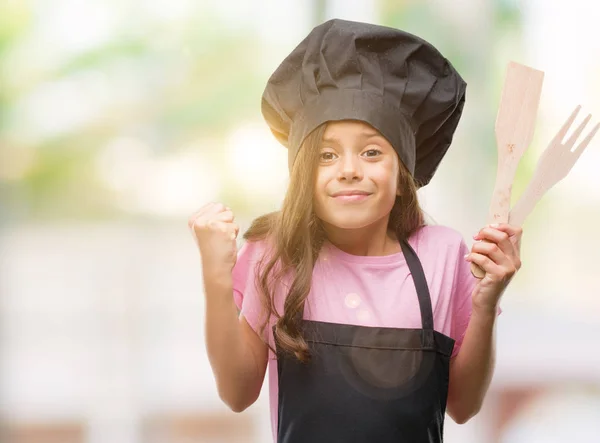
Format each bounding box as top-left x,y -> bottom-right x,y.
330,192 -> 372,203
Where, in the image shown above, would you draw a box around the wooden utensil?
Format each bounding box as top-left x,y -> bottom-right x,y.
471,62 -> 544,279
509,105 -> 599,227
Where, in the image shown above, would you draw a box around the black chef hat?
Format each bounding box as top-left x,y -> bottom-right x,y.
261,18 -> 467,188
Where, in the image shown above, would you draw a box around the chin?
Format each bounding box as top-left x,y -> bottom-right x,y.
320,214 -> 380,230
314,197 -> 395,231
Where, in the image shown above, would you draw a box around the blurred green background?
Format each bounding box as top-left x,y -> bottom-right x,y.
1,1 -> 600,443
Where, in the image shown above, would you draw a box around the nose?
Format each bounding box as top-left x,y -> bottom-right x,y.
337,152 -> 363,182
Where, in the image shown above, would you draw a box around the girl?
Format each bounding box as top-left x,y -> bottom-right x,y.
190,19 -> 523,443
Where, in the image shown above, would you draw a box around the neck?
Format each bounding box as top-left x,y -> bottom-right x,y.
323,218 -> 400,257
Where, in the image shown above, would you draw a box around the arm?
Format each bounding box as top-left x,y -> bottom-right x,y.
204,271 -> 268,412
446,305 -> 497,424
446,222 -> 522,424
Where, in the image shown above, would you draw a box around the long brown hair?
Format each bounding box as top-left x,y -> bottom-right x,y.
242,122 -> 426,362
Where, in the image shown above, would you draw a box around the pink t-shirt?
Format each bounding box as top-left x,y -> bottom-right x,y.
232,224 -> 502,440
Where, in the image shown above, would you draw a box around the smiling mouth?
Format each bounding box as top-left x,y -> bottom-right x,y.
332,194 -> 371,203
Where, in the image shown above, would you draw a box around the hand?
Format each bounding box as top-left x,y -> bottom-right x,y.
464,223 -> 523,312
188,202 -> 240,277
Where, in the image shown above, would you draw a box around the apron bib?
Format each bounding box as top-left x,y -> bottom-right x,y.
275,239 -> 455,442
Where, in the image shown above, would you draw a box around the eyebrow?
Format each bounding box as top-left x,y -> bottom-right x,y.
321,131 -> 383,143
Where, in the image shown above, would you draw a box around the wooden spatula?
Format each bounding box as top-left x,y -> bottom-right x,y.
471,62 -> 544,279
509,105 -> 599,227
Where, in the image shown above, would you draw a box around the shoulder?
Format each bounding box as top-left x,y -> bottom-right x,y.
232,238 -> 272,301
233,234 -> 286,291
237,237 -> 270,261
412,224 -> 467,252
232,238 -> 274,338
236,235 -> 278,266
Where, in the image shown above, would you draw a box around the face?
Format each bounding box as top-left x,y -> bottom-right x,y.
313,120 -> 400,231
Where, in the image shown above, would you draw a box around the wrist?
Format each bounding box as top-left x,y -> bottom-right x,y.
203,266 -> 233,292
472,302 -> 498,319
203,270 -> 236,314
202,262 -> 232,281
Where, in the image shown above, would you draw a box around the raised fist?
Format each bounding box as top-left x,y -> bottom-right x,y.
189,202 -> 239,275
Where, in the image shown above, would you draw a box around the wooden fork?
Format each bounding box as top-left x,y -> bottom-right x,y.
509,105 -> 600,227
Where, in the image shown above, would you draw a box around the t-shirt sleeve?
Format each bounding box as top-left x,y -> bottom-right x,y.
231,240 -> 269,340
450,237 -> 503,358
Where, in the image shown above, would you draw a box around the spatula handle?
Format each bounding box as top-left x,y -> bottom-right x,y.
487,162 -> 515,224
471,163 -> 514,278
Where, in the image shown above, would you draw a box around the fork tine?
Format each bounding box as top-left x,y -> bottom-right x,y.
552,105 -> 582,144
573,122 -> 600,161
565,113 -> 592,149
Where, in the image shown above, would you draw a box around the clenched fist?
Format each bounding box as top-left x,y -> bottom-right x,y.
188,202 -> 240,277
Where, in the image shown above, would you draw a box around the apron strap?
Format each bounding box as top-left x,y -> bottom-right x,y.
295,236 -> 436,347
400,238 -> 435,348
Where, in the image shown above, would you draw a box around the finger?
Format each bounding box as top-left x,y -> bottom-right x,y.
467,251 -> 517,283
189,213 -> 226,233
196,202 -> 228,217
188,214 -> 209,238
205,202 -> 228,215
202,219 -> 231,235
209,220 -> 239,240
214,210 -> 235,223
488,224 -> 523,257
484,223 -> 523,238
188,202 -> 228,228
188,203 -> 215,225
188,213 -> 201,230
481,225 -> 523,254
223,222 -> 239,241
471,240 -> 508,268
474,227 -> 523,271
465,251 -> 503,278
475,228 -> 514,257
477,228 -> 522,269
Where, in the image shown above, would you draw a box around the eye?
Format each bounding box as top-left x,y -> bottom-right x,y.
363,148 -> 382,157
319,151 -> 337,162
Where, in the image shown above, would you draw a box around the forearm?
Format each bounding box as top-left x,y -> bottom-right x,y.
447,305 -> 497,423
203,271 -> 261,411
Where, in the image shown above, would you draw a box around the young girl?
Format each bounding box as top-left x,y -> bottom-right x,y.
190,19 -> 523,443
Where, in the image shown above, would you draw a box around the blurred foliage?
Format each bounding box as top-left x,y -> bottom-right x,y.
0,1 -> 265,220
